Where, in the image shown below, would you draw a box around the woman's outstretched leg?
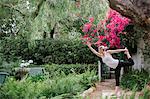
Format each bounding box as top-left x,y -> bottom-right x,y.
120,50 -> 134,67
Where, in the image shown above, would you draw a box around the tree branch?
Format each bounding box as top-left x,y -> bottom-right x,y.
32,0 -> 46,19
0,2 -> 26,18
108,0 -> 150,28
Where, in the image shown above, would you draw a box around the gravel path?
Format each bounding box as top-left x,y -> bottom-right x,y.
88,79 -> 116,99
86,79 -> 141,99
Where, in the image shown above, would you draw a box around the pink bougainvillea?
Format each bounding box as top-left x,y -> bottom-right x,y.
81,8 -> 130,48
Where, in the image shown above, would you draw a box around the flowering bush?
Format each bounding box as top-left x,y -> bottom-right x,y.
81,8 -> 130,48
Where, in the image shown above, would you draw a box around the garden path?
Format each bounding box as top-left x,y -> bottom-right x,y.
87,79 -> 141,99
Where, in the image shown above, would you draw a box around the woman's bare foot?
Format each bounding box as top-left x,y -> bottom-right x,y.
115,86 -> 120,95
114,86 -> 122,98
124,49 -> 131,59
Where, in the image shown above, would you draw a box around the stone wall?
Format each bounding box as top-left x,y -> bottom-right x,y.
132,36 -> 150,72
143,37 -> 150,71
132,38 -> 144,70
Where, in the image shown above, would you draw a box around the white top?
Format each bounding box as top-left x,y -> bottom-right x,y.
102,52 -> 119,69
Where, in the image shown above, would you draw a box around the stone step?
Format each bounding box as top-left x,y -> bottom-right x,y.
101,90 -> 116,99
101,90 -> 140,99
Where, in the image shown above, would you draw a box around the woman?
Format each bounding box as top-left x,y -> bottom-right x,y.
86,42 -> 134,96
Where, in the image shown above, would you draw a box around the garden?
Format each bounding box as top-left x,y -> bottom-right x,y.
0,0 -> 150,99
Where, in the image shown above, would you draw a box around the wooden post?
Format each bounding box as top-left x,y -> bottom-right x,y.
98,61 -> 101,81
120,67 -> 123,80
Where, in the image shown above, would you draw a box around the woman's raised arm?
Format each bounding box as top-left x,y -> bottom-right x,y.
107,48 -> 127,54
86,42 -> 101,57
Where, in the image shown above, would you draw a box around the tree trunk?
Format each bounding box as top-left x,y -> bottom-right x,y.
32,0 -> 46,19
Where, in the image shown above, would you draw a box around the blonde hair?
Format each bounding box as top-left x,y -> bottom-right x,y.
98,46 -> 105,56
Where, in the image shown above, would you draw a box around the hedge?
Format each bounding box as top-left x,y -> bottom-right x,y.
0,37 -> 99,65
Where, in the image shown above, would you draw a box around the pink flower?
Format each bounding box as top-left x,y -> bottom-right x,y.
109,40 -> 115,48
87,37 -> 92,41
81,8 -> 130,48
82,23 -> 92,33
102,42 -> 107,46
117,25 -> 124,33
94,39 -> 102,45
82,34 -> 88,38
106,35 -> 112,41
97,35 -> 105,40
94,36 -> 105,45
106,23 -> 116,31
91,33 -> 95,37
89,17 -> 94,23
93,29 -> 97,33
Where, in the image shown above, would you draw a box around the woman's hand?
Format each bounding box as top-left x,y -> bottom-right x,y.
124,47 -> 129,54
86,41 -> 92,47
124,47 -> 128,51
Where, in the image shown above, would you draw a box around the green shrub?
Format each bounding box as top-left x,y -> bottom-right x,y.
30,39 -> 98,64
79,70 -> 98,90
0,36 -> 29,62
0,60 -> 21,75
0,78 -> 45,99
124,85 -> 150,99
0,70 -> 98,99
0,38 -> 98,65
121,69 -> 150,91
28,74 -> 46,82
40,70 -> 98,98
44,64 -> 98,78
139,87 -> 150,99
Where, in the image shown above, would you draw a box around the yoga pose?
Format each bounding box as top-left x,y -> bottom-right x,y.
86,42 -> 134,96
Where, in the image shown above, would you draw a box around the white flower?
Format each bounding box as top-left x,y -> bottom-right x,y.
27,6 -> 29,9
28,60 -> 33,64
26,1 -> 30,5
26,1 -> 30,9
20,63 -> 25,67
25,63 -> 30,67
22,60 -> 25,63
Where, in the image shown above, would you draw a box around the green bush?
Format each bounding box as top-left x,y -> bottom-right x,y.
0,70 -> 98,99
0,60 -> 21,75
0,78 -> 45,99
0,37 -> 98,65
28,74 -> 46,82
30,39 -> 98,64
121,69 -> 150,91
44,64 -> 98,78
0,36 -> 29,62
40,70 -> 98,98
79,70 -> 98,89
140,87 -> 150,99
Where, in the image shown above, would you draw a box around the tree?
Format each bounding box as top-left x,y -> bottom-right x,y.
108,0 -> 150,70
108,0 -> 150,41
0,0 -> 108,40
